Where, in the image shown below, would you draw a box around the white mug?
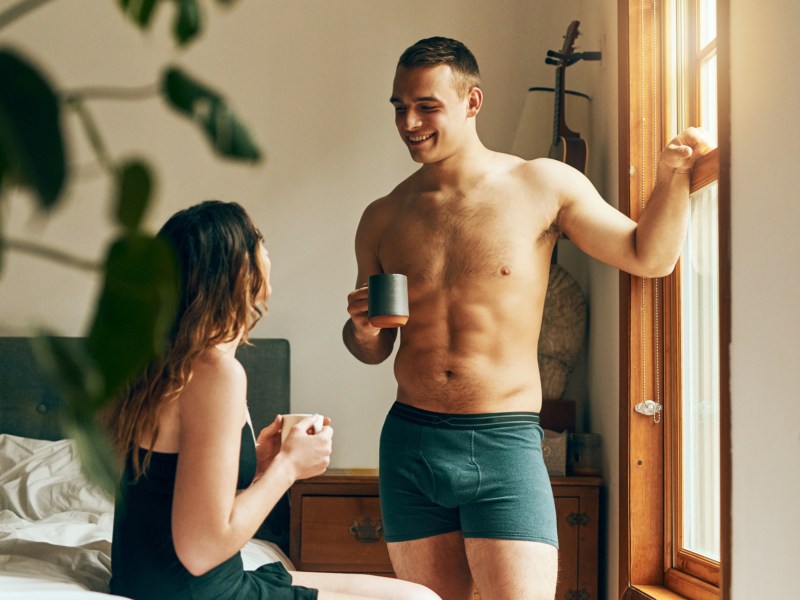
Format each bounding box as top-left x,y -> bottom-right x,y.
281,413 -> 324,442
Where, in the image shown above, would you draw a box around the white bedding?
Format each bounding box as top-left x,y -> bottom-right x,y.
0,434 -> 293,599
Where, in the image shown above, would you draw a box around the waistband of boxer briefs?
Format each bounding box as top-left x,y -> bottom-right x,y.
388,401 -> 540,429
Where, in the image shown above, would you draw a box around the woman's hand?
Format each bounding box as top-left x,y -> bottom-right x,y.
279,414 -> 333,481
254,415 -> 282,479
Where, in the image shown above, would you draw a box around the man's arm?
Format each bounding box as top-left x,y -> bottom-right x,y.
554,127 -> 714,278
342,201 -> 398,365
342,313 -> 397,364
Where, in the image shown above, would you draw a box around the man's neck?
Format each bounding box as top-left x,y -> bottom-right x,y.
418,138 -> 491,190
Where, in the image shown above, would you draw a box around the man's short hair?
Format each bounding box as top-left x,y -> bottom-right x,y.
397,36 -> 481,98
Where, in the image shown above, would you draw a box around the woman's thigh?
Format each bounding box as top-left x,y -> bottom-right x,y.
289,570 -> 440,600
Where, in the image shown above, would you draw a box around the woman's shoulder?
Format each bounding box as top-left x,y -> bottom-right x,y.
192,347 -> 246,380
181,348 -> 247,412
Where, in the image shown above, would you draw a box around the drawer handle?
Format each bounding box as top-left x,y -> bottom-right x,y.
349,517 -> 383,543
566,512 -> 591,527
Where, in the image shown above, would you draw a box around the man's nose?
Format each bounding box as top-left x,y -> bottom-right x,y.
402,109 -> 422,130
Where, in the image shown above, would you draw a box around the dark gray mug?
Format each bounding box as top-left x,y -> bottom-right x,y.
368,274 -> 409,328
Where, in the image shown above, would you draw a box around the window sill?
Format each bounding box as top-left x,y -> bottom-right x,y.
623,585 -> 690,600
622,580 -> 719,600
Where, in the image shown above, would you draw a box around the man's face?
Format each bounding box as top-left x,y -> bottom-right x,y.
390,64 -> 472,164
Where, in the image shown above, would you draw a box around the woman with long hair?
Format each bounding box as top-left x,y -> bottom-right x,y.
108,201 -> 438,600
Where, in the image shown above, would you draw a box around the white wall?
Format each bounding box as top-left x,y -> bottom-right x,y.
1,0 -> 553,466
729,0 -> 800,597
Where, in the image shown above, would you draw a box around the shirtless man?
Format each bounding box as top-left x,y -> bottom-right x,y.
342,37 -> 712,600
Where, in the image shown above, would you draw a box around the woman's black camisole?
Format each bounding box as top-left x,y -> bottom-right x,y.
109,423 -> 316,600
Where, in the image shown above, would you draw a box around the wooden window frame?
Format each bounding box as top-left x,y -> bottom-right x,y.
617,0 -> 731,599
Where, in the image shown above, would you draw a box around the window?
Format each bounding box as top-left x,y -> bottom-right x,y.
618,0 -> 730,598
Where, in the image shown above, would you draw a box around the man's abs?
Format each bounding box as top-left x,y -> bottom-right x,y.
394,347 -> 543,414
392,282 -> 546,414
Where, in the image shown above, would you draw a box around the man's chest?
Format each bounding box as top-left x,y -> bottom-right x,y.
377,200 -> 554,284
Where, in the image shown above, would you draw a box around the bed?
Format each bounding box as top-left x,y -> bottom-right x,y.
0,337 -> 295,599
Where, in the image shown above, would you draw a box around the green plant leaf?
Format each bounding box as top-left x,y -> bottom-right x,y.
87,233 -> 179,399
61,412 -> 120,495
173,0 -> 202,46
162,67 -> 262,161
115,159 -> 154,231
30,334 -> 106,408
30,335 -> 119,493
0,49 -> 66,209
118,0 -> 162,28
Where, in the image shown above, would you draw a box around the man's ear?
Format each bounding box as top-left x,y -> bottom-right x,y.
467,86 -> 483,117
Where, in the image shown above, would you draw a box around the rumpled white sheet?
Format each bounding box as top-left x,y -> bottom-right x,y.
0,434 -> 292,599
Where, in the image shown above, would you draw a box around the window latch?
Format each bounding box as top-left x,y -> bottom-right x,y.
635,399 -> 662,423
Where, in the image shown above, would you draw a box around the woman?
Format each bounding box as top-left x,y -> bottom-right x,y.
108,201 -> 438,600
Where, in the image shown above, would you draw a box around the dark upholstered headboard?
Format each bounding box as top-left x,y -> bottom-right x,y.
0,337 -> 291,440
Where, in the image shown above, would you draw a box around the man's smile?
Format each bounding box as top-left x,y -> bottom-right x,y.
407,132 -> 435,143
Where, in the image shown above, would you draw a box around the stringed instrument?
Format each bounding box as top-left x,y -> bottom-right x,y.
547,21 -> 588,173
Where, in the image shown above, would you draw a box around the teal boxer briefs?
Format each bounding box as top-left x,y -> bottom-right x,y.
379,401 -> 558,547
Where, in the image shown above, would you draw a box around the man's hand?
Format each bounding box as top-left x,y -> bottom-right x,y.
343,283 -> 398,364
660,126 -> 715,174
346,284 -> 382,339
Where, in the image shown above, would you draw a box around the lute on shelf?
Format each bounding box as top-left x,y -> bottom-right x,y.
545,20 -> 601,174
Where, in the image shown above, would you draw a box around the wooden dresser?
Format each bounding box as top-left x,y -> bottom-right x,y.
289,469 -> 602,599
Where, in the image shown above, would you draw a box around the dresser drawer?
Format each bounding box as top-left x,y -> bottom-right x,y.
298,495 -> 392,573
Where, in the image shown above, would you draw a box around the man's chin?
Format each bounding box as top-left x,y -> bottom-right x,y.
407,148 -> 434,164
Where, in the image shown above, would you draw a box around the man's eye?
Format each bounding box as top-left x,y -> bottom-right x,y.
394,106 -> 407,113
420,105 -> 439,111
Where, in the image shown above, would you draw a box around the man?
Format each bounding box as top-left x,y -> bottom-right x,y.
342,37 -> 712,600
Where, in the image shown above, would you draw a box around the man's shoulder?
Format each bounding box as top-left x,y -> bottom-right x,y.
363,174 -> 419,213
505,156 -> 582,193
509,155 -> 563,177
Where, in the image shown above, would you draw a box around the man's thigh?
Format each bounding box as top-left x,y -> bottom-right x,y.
465,538 -> 558,600
387,532 -> 475,600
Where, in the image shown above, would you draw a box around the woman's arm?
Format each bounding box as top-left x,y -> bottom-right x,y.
171,350 -> 331,576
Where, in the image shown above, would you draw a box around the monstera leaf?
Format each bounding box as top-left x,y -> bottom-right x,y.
0,49 -> 66,210
173,0 -> 202,45
87,232 -> 179,400
118,0 -> 204,46
115,159 -> 154,232
117,0 -> 161,29
162,66 -> 262,161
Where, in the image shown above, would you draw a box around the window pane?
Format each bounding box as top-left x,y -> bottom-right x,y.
700,52 -> 718,144
699,0 -> 717,47
681,181 -> 721,561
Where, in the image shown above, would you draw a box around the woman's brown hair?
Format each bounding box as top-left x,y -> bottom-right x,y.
108,200 -> 266,477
